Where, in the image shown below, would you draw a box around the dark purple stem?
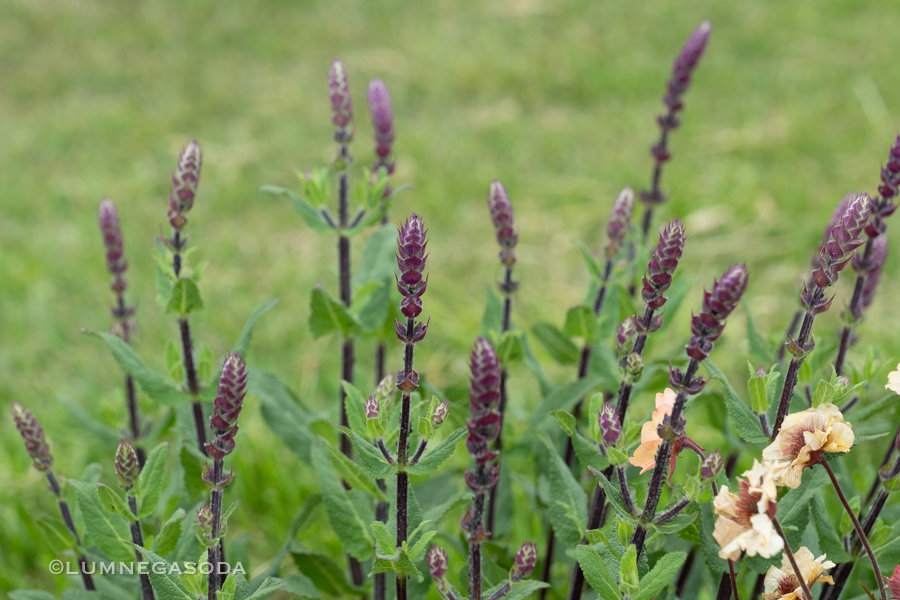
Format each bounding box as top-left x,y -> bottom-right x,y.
47,471 -> 95,590
396,316 -> 416,600
128,494 -> 154,600
207,459 -> 224,600
469,464 -> 487,600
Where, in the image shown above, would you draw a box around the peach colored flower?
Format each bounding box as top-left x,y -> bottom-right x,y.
763,547 -> 834,599
886,364 -> 900,395
713,460 -> 782,561
629,388 -> 677,474
762,403 -> 854,489
884,564 -> 900,600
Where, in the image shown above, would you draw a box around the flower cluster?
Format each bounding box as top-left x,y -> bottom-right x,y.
367,79 -> 395,172
641,218 -> 685,312
465,338 -> 502,474
604,187 -> 635,258
11,402 -> 53,471
204,353 -> 248,460
684,263 -> 748,363
395,214 -> 429,322
763,547 -> 835,600
328,59 -> 353,143
808,193 -> 870,294
487,180 -> 518,268
98,198 -> 128,283
713,460 -> 782,560
115,439 -> 140,491
167,140 -> 203,231
870,134 -> 900,237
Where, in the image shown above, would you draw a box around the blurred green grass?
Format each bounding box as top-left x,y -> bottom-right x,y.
3,0 -> 900,596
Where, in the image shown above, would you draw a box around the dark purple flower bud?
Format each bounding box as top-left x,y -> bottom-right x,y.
205,353 -> 248,459
167,140 -> 203,229
642,219 -> 686,309
665,21 -> 712,111
685,264 -> 748,361
513,540 -> 538,579
427,545 -> 448,580
367,79 -> 395,164
115,439 -> 140,491
464,463 -> 500,492
365,395 -> 380,419
196,504 -> 213,537
469,338 -> 501,417
99,198 -> 127,278
396,214 -> 428,320
488,180 -> 518,267
604,187 -> 635,258
328,59 -> 353,142
11,402 -> 53,471
598,402 -> 622,446
700,450 -> 723,481
812,194 -> 870,289
878,134 -> 900,201
616,316 -> 637,359
861,247 -> 887,312
431,400 -> 449,426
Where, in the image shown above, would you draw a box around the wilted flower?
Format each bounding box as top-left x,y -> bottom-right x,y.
713,460 -> 782,561
763,547 -> 835,600
513,540 -> 538,579
427,545 -> 448,580
762,403 -> 854,488
11,402 -> 53,471
115,439 -> 140,491
431,400 -> 449,427
701,450 -> 724,481
883,564 -> 900,600
629,388 -> 677,474
365,395 -> 380,420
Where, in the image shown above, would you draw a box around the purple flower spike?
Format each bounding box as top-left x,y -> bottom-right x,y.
488,179 -> 519,267
395,214 -> 429,321
367,79 -> 395,165
116,439 -> 140,491
11,402 -> 53,471
427,545 -> 449,580
329,59 -> 353,142
665,21 -> 712,113
598,402 -> 622,446
513,541 -> 538,579
605,187 -> 635,258
810,194 -> 870,291
878,134 -> 900,201
860,235 -> 888,312
205,353 -> 248,459
167,140 -> 203,230
99,198 -> 127,279
685,264 -> 749,361
465,338 -> 502,467
642,219 -> 686,309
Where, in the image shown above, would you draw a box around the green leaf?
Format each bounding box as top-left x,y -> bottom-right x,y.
589,468 -> 636,523
483,580 -> 551,600
698,501 -> 727,574
777,467 -> 828,549
648,511 -> 696,535
336,426 -> 396,479
261,185 -> 334,232
292,551 -> 359,596
497,329 -> 525,363
165,278 -> 204,316
308,286 -> 359,339
165,340 -> 185,382
138,546 -> 196,599
480,286 -> 503,340
422,491 -> 473,523
743,298 -> 774,365
536,432 -> 587,547
88,331 -> 191,406
280,574 -> 322,599
854,432 -> 891,446
747,369 -> 769,414
531,377 -> 603,426
811,495 -> 851,562
321,440 -> 386,500
153,243 -> 176,308
704,359 -> 767,444
811,379 -> 830,408
564,305 -> 598,343
311,444 -> 374,561
354,225 -> 398,286
246,577 -> 284,600
632,551 -> 687,600
345,204 -> 389,237
9,593 -> 59,600
406,426 -> 466,476
153,508 -> 186,556
552,413 -> 609,473
232,298 -> 281,358
138,442 -> 169,518
531,322 -> 579,365
370,521 -> 397,554
657,276 -> 695,334
576,545 -> 621,600
551,409 -> 576,436
97,484 -> 136,520
219,573 -> 237,600
340,380 -> 369,439
253,369 -> 316,464
574,239 -> 603,280
37,517 -> 76,552
69,479 -> 133,563
197,343 -> 213,386
851,392 -> 896,421
58,398 -> 122,446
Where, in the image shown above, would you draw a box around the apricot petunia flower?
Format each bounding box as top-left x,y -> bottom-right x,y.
763,547 -> 835,599
713,460 -> 783,561
762,403 -> 854,489
629,388 -> 678,473
886,364 -> 900,395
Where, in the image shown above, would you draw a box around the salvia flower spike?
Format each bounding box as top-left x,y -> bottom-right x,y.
605,187 -> 635,259
396,213 -> 429,323
487,179 -> 519,267
99,198 -> 127,280
167,140 -> 203,231
329,59 -> 353,143
11,401 -> 53,471
368,78 -> 395,169
685,263 -> 749,362
205,352 -> 248,460
642,218 -> 686,310
116,439 -> 140,491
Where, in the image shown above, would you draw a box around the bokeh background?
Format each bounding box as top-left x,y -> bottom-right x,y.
3,0 -> 900,596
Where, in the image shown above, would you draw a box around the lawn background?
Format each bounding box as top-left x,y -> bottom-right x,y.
2,0 -> 900,596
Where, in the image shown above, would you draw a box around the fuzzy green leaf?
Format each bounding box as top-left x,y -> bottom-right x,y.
253,369 -> 316,464
588,468 -> 635,524
531,377 -> 604,426
232,298 -> 281,358
37,517 -> 76,552
422,491 -> 473,523
531,322 -> 579,365
480,286 -> 503,340
574,239 -> 603,281
137,546 -> 196,600
337,425 -> 397,479
698,501 -> 727,574
310,444 -> 374,561
340,380 -> 369,439
308,286 -> 359,339
406,426 -> 466,476
537,432 -> 587,546
97,484 -> 136,520
484,580 -> 551,600
632,551 -> 686,600
246,577 -> 284,599
165,278 -> 204,316
704,359 -> 768,444
88,331 -> 191,406
292,551 -> 360,595
321,439 -> 386,501
564,305 -> 598,343
280,574 -> 322,599
153,508 -> 186,556
261,185 -> 334,232
576,545 -> 621,600
138,442 -> 169,518
553,413 -> 609,473
811,495 -> 851,562
69,479 -> 133,563
9,593 -> 60,600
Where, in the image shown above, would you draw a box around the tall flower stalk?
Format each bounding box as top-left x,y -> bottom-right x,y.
98,198 -> 144,466
565,218 -> 684,600
462,338 -> 503,598
393,214 -> 430,600
163,140 -> 207,453
115,439 -> 154,600
11,402 -> 95,590
484,179 -> 519,537
771,194 -> 870,438
201,353 -> 247,600
541,188 -> 634,596
834,136 -> 900,375
639,21 -> 712,236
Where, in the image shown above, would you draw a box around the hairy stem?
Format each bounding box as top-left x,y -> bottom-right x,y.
773,517 -> 814,600
128,495 -> 155,600
47,471 -> 95,590
395,316 -> 416,600
772,291 -> 822,439
207,459 -> 224,600
641,118 -> 671,237
469,464 -> 487,599
778,310 -> 802,363
835,237 -> 874,376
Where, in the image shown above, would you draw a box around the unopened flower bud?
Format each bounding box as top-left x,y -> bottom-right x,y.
365,395 -> 380,419
427,545 -> 449,580
488,180 -> 518,267
701,450 -> 723,481
196,504 -> 213,534
665,21 -> 712,111
367,79 -> 395,165
513,540 -> 538,579
167,140 -> 203,229
115,439 -> 140,491
98,198 -> 127,277
431,400 -> 449,427
328,59 -> 353,142
616,316 -> 637,359
598,402 -> 622,446
11,402 -> 53,471
605,188 -> 635,258
625,352 -> 643,382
